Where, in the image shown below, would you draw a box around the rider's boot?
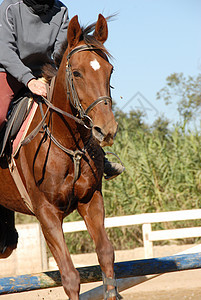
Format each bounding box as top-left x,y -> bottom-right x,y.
104,157 -> 125,180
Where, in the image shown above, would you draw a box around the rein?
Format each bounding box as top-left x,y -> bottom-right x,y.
22,98 -> 87,184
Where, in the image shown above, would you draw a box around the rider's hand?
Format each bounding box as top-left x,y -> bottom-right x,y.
27,78 -> 47,97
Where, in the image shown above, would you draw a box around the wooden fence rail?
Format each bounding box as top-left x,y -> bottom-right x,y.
62,209 -> 201,258
4,208 -> 200,276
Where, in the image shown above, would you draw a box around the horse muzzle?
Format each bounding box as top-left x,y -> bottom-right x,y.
92,123 -> 118,147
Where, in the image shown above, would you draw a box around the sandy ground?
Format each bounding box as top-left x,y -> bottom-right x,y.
1,245 -> 201,299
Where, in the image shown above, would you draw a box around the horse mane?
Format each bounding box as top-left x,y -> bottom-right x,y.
42,16 -> 113,83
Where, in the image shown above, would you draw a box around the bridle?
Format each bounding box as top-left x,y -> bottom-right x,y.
65,44 -> 112,128
22,43 -> 113,183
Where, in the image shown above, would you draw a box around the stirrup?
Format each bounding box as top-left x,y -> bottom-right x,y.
102,272 -> 123,299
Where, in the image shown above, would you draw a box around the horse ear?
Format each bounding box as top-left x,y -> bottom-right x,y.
94,14 -> 108,44
67,15 -> 82,49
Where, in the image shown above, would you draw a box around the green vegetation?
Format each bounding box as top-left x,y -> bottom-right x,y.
15,72 -> 201,253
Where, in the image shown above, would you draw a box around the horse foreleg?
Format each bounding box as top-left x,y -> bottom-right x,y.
36,205 -> 80,300
78,191 -> 121,300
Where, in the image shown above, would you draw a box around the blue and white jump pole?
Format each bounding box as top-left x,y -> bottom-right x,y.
0,252 -> 201,295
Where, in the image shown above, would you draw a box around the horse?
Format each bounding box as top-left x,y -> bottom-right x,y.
0,14 -> 121,299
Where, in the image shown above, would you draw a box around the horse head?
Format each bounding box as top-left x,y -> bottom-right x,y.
64,14 -> 118,147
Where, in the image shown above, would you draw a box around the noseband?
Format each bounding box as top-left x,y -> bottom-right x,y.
66,44 -> 112,128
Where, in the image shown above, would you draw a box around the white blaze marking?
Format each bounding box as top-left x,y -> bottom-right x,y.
90,59 -> 101,71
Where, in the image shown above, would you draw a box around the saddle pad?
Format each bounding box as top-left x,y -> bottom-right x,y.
13,102 -> 38,156
0,96 -> 30,157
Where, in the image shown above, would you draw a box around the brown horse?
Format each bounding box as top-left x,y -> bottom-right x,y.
0,14 -> 121,299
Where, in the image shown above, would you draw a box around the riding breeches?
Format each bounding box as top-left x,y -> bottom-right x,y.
0,72 -> 24,129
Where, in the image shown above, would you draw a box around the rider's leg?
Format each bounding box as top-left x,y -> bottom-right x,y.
0,72 -> 24,129
0,205 -> 18,258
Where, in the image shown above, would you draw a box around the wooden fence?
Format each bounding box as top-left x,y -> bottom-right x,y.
62,209 -> 201,258
1,209 -> 201,276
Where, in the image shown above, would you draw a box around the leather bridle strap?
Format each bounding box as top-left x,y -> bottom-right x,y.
66,44 -> 99,60
85,96 -> 112,115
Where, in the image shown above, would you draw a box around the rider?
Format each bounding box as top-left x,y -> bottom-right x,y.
0,0 -> 66,129
0,0 -> 124,179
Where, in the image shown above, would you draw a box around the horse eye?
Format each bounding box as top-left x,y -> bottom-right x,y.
73,71 -> 81,78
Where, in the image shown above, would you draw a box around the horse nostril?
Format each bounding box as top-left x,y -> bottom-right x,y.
94,126 -> 102,134
92,126 -> 105,142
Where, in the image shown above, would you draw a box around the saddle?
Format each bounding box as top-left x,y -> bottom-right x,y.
0,89 -> 34,159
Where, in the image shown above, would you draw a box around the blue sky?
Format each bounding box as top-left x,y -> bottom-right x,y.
0,0 -> 200,124
65,0 -> 201,124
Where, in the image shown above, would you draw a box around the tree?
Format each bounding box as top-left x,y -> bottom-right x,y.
157,73 -> 201,121
151,115 -> 170,138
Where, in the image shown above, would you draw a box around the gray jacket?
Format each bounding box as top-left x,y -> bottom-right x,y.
0,0 -> 69,85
